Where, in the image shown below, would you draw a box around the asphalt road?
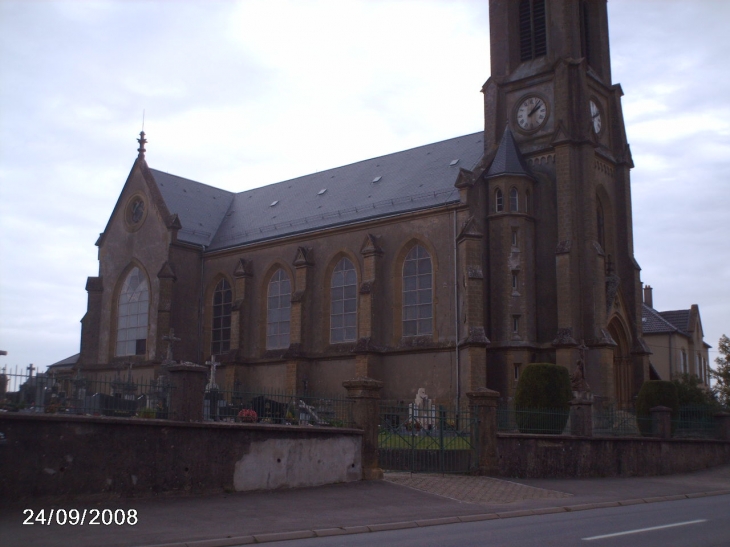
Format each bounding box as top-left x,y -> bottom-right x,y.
260,494 -> 730,547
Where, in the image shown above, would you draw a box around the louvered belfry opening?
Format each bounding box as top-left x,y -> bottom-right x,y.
519,0 -> 547,62
580,1 -> 592,65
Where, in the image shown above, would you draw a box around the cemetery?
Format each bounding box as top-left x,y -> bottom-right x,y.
1,344 -> 729,503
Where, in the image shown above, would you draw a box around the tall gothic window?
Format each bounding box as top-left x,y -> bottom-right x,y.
495,188 -> 504,212
509,187 -> 519,212
267,269 -> 291,349
403,245 -> 433,337
519,0 -> 547,62
211,279 -> 232,355
330,258 -> 357,343
116,267 -> 149,356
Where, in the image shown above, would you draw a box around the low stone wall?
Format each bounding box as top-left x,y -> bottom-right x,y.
0,413 -> 362,503
497,433 -> 730,478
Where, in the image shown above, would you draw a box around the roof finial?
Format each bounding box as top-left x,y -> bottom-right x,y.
137,130 -> 147,158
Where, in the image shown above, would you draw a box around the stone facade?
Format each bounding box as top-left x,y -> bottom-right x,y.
74,0 -> 648,407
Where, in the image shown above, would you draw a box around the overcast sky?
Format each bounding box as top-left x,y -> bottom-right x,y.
0,0 -> 728,373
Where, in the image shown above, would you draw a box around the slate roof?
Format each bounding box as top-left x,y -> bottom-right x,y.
659,310 -> 691,333
151,133 -> 484,250
153,170 -> 235,247
641,304 -> 679,334
47,353 -> 80,369
485,125 -> 533,179
642,304 -> 691,336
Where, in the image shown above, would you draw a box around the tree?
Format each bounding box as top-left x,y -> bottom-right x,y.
711,334 -> 730,406
672,373 -> 717,407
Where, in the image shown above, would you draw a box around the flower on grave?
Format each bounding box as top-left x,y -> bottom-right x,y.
237,408 -> 258,423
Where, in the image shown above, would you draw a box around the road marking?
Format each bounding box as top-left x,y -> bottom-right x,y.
582,519 -> 707,541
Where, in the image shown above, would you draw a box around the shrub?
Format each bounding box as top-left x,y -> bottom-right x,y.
671,373 -> 718,407
514,363 -> 572,434
636,380 -> 679,436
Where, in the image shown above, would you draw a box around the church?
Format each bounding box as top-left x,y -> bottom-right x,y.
75,0 -> 650,409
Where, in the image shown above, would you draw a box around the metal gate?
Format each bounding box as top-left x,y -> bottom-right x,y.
378,401 -> 478,473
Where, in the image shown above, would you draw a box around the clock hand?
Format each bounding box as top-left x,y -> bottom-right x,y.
528,101 -> 542,117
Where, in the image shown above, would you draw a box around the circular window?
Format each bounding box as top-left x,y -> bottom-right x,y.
124,194 -> 147,231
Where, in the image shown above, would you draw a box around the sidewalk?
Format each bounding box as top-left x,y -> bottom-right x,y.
2,465 -> 730,547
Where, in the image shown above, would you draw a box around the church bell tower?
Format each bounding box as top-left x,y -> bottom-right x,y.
481,0 -> 648,407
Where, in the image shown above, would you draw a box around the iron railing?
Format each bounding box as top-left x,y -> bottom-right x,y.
497,404 -> 570,435
378,401 -> 478,473
202,387 -> 355,427
672,404 -> 722,439
0,368 -> 172,419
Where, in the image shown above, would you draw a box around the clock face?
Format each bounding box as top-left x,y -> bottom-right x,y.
515,95 -> 549,132
590,100 -> 602,134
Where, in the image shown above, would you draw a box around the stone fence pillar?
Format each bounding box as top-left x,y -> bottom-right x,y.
715,412 -> 730,441
166,364 -> 208,422
569,398 -> 593,437
343,377 -> 383,480
650,405 -> 672,439
466,387 -> 500,475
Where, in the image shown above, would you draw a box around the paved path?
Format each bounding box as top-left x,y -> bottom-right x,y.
2,465 -> 730,547
385,472 -> 572,505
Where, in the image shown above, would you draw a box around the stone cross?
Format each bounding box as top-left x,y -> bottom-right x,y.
27,363 -> 35,378
571,339 -> 591,396
163,329 -> 181,362
205,355 -> 219,392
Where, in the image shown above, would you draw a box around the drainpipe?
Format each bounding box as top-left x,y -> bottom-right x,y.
453,209 -> 460,409
668,332 -> 673,379
198,244 -> 206,364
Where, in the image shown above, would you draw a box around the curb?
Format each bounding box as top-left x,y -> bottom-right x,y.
141,489 -> 730,547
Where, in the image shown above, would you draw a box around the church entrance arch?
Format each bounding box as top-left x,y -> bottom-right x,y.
608,318 -> 632,408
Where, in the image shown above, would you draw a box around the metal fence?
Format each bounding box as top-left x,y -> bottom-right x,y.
672,404 -> 720,439
592,404 -> 642,437
497,402 -> 726,439
202,386 -> 355,427
497,404 -> 570,435
379,401 -> 478,473
0,368 -> 172,419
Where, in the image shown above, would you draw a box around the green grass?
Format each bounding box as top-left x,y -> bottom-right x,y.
378,431 -> 473,450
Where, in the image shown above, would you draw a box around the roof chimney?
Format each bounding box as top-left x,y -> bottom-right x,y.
643,285 -> 653,308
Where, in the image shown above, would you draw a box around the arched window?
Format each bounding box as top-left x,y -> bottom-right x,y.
495,188 -> 504,212
116,267 -> 149,356
403,245 -> 433,337
525,189 -> 531,213
519,0 -> 547,62
330,258 -> 357,343
211,279 -> 232,355
266,269 -> 291,349
509,187 -> 519,212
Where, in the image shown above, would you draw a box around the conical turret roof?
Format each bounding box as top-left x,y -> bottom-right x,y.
485,125 -> 533,179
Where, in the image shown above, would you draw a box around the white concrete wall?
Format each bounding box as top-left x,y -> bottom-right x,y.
233,436 -> 362,491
